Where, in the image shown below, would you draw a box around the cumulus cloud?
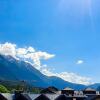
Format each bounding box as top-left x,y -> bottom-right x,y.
0,42 -> 16,57
0,42 -> 55,69
0,42 -> 92,85
76,60 -> 84,65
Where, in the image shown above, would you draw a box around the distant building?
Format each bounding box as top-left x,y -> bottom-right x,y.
40,86 -> 58,94
55,94 -> 87,100
83,88 -> 96,95
61,87 -> 74,96
1,87 -> 100,100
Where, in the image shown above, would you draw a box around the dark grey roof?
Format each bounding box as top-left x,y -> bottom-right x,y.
13,93 -> 32,100
84,88 -> 96,91
34,94 -> 50,100
0,94 -> 8,100
55,94 -> 68,100
0,93 -> 100,100
63,87 -> 74,91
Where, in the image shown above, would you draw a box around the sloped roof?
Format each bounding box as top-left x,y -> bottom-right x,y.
55,94 -> 68,100
14,93 -> 32,100
34,94 -> 50,100
0,94 -> 7,100
84,88 -> 96,91
63,87 -> 74,91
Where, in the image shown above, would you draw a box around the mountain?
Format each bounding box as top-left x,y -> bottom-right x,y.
49,76 -> 86,90
88,83 -> 100,89
0,54 -> 98,90
0,54 -> 51,87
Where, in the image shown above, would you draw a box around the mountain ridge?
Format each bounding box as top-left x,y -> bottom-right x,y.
0,54 -> 99,90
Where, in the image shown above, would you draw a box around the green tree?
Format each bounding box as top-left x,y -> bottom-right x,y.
0,84 -> 10,93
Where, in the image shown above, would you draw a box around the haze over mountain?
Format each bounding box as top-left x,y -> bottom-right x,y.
0,54 -> 99,90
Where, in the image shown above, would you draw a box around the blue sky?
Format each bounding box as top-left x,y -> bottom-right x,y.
0,0 -> 100,83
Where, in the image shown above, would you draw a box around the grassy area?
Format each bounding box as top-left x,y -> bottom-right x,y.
0,80 -> 43,93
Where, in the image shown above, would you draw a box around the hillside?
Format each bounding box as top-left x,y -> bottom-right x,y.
0,54 -> 98,90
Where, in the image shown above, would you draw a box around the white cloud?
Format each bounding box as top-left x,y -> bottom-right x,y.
0,42 -> 92,85
17,48 -> 27,55
41,66 -> 92,85
56,72 -> 92,85
0,42 -> 55,70
0,42 -> 16,57
76,60 -> 84,64
27,47 -> 35,53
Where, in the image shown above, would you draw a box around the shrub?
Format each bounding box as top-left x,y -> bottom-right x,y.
0,84 -> 10,93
